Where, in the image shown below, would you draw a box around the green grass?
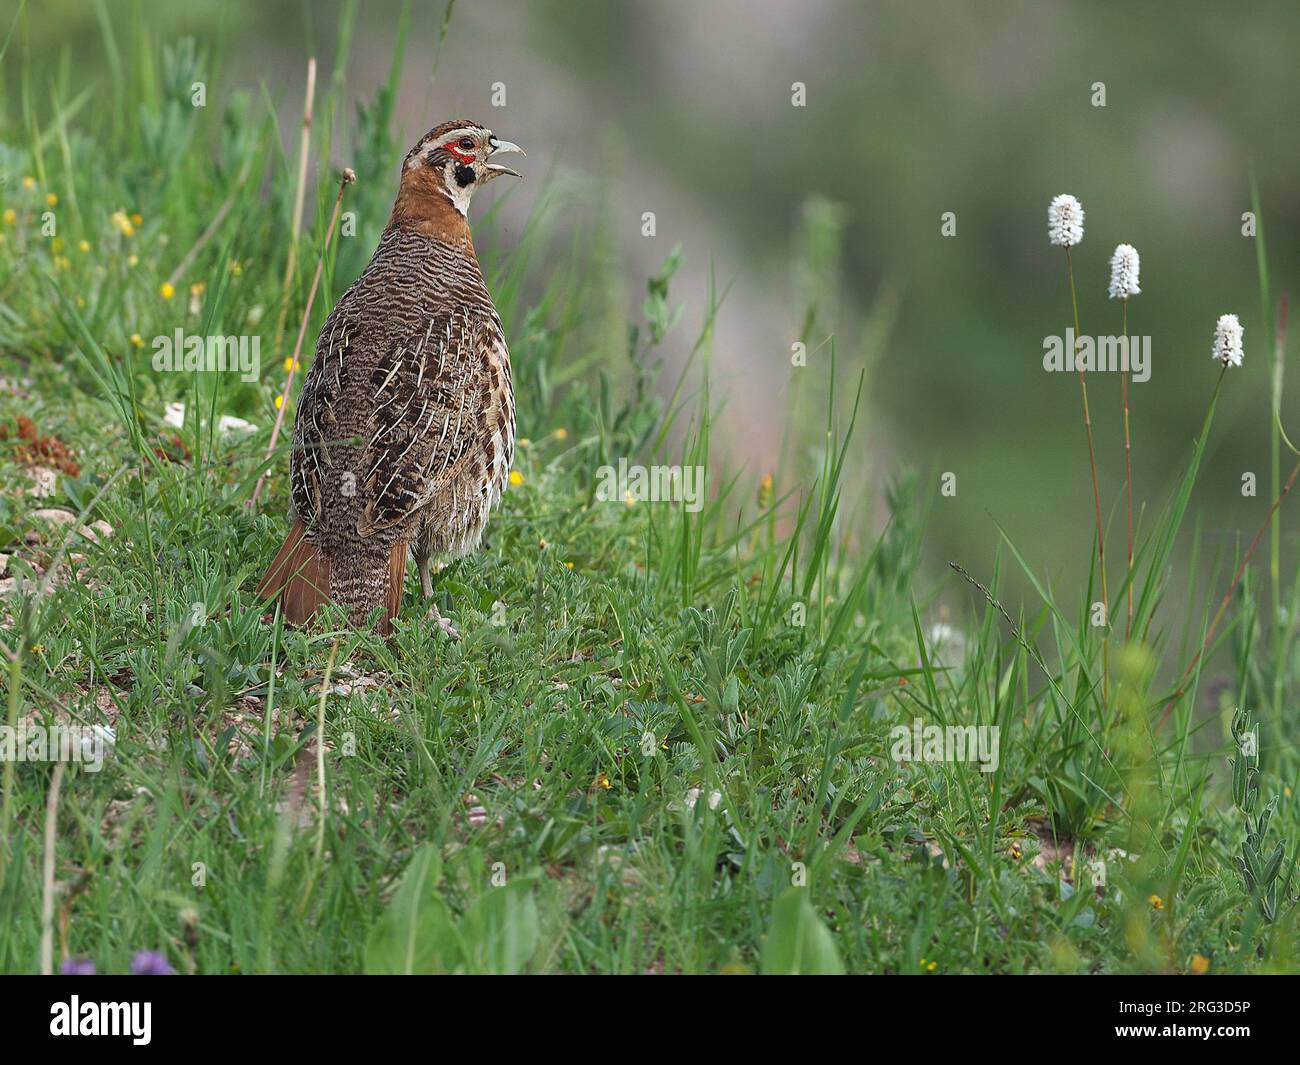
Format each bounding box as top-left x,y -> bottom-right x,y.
1,1 -> 1299,975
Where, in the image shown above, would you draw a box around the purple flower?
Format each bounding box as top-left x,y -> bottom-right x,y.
60,957 -> 97,976
130,949 -> 175,975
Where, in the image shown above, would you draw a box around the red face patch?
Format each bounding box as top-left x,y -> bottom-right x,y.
444,143 -> 475,164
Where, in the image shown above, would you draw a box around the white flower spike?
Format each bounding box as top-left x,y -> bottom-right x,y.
1108,244 -> 1140,299
1048,194 -> 1085,247
1212,314 -> 1244,368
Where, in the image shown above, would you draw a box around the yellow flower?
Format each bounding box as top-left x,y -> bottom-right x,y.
283,357 -> 300,372
553,427 -> 568,441
22,176 -> 35,190
624,490 -> 636,507
51,237 -> 64,253
1148,894 -> 1164,911
927,961 -> 937,971
230,260 -> 243,276
160,281 -> 174,299
274,395 -> 284,410
78,239 -> 90,253
45,192 -> 58,206
758,472 -> 774,509
190,282 -> 205,297
1190,953 -> 1210,975
54,255 -> 70,270
130,212 -> 143,226
596,773 -> 612,790
509,470 -> 524,487
517,437 -> 531,448
1009,841 -> 1022,860
111,210 -> 135,237
1,208 -> 14,225
564,561 -> 574,570
127,254 -> 138,268
130,334 -> 144,348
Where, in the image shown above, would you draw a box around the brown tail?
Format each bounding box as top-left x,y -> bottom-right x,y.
256,519 -> 407,635
256,519 -> 332,625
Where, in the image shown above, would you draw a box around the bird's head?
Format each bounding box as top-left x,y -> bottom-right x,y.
398,120 -> 524,220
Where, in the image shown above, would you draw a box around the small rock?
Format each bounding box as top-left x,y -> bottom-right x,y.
683,788 -> 722,811
76,521 -> 113,544
217,415 -> 256,435
26,468 -> 57,497
30,508 -> 77,526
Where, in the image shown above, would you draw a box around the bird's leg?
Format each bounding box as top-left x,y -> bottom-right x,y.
416,551 -> 436,599
413,542 -> 460,640
425,600 -> 461,641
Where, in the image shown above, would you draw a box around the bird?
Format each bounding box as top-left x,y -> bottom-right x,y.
256,119 -> 523,637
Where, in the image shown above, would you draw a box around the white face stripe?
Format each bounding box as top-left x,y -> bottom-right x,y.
442,160 -> 474,216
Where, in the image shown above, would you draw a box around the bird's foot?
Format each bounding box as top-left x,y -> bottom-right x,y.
425,602 -> 461,641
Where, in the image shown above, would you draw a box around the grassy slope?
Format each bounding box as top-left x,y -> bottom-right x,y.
1,4 -> 1298,974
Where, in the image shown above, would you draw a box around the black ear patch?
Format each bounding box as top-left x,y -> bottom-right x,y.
454,163 -> 476,188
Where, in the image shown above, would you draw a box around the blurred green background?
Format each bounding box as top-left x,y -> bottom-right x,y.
5,0 -> 1300,611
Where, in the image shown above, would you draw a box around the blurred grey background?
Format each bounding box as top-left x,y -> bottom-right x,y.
11,0 -> 1300,604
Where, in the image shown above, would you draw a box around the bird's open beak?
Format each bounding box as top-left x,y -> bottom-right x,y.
485,136 -> 525,179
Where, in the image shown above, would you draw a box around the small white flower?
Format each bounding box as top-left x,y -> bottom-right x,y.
1108,243 -> 1140,299
1048,194 -> 1085,247
164,401 -> 186,429
1212,314 -> 1244,367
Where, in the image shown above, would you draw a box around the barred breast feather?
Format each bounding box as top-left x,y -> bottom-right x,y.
258,224 -> 515,632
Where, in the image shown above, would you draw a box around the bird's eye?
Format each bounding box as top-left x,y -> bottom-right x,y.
458,137 -> 475,150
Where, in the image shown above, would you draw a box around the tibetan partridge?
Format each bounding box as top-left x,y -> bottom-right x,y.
257,120 -> 523,636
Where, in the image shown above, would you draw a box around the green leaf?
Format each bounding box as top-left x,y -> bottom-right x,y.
363,844 -> 459,974
760,888 -> 845,975
461,878 -> 540,974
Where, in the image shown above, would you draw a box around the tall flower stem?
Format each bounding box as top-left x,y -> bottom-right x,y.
1121,298 -> 1133,641
1066,246 -> 1109,700
1269,294 -> 1290,738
